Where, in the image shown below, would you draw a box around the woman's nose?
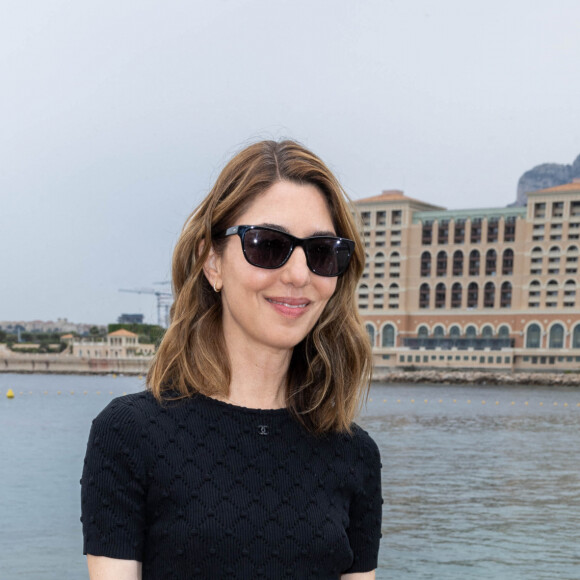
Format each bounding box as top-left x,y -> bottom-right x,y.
280,246 -> 311,286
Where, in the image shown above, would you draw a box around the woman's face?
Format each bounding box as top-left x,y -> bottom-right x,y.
209,180 -> 339,356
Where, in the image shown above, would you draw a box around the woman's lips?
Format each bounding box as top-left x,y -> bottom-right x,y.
266,297 -> 311,318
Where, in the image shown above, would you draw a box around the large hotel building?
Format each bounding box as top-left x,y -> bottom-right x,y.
354,179 -> 580,371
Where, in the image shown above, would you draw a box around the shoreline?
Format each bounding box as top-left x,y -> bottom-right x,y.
1,366 -> 579,386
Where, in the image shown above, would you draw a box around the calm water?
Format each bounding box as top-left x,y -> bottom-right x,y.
1,374 -> 579,580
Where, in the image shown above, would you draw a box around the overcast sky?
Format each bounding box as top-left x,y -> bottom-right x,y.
1,0 -> 579,326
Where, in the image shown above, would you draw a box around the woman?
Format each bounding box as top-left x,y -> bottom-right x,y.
81,139 -> 382,579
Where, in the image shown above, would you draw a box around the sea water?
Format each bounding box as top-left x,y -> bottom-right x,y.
0,374 -> 579,579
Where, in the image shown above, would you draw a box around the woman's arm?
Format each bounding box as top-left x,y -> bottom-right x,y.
87,555 -> 142,580
341,572 -> 375,580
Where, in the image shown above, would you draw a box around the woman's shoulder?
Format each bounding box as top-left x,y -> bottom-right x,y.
90,390 -> 160,429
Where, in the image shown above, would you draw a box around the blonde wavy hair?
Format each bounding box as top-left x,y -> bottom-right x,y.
147,139 -> 372,433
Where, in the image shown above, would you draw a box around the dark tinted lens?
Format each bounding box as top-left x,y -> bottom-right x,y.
244,229 -> 292,268
305,238 -> 351,276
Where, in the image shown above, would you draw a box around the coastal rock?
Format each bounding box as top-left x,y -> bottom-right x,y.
514,154 -> 580,207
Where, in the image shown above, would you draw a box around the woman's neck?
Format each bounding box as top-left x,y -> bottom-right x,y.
219,343 -> 292,410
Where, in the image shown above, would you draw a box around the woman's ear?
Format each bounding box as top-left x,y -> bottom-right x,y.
201,242 -> 222,292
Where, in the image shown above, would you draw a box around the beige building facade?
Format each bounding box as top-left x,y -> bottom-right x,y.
355,181 -> 580,371
69,329 -> 155,359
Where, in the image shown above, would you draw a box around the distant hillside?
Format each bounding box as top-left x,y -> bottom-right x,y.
514,153 -> 580,206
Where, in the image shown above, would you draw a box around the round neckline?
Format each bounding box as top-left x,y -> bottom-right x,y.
195,392 -> 291,417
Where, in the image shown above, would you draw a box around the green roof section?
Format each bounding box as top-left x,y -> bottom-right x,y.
412,206 -> 527,224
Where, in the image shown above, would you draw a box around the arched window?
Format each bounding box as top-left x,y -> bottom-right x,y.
382,324 -> 395,347
485,249 -> 497,276
436,251 -> 447,276
420,251 -> 431,277
374,252 -> 385,277
483,281 -> 495,308
573,325 -> 580,349
564,279 -> 576,307
417,325 -> 429,338
419,283 -> 430,308
435,283 -> 446,308
365,323 -> 375,347
546,279 -> 559,306
498,325 -> 510,338
566,245 -> 578,274
549,324 -> 564,349
452,250 -> 463,276
449,325 -> 461,338
373,283 -> 384,309
358,284 -> 369,309
433,325 -> 445,338
502,249 -> 514,275
389,252 -> 400,278
465,325 -> 477,338
481,325 -> 494,338
467,282 -> 478,308
530,246 -> 543,275
363,253 -> 370,279
500,281 -> 512,308
388,283 -> 399,309
469,250 -> 480,276
526,323 -> 541,348
451,282 -> 462,308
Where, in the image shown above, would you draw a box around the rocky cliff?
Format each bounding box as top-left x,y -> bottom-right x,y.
514,153 -> 580,206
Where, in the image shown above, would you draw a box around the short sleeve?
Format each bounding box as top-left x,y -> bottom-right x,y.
81,398 -> 148,560
344,430 -> 383,573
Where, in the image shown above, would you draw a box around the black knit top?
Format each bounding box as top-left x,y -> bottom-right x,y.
81,391 -> 382,579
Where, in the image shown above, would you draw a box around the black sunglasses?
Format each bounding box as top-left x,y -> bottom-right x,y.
222,225 -> 355,277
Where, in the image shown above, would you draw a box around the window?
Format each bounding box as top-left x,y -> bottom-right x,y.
449,325 -> 461,338
481,325 -> 493,338
365,324 -> 376,347
454,219 -> 465,244
420,251 -> 431,277
469,250 -> 480,276
374,252 -> 385,278
422,221 -> 433,245
485,249 -> 497,276
433,326 -> 445,338
552,201 -> 564,218
534,202 -> 546,219
451,282 -> 462,308
438,220 -> 449,244
417,325 -> 429,338
549,324 -> 564,349
388,283 -> 399,309
452,250 -> 463,276
573,325 -> 580,349
382,324 -> 395,347
484,282 -> 495,308
436,251 -> 447,276
358,284 -> 368,309
435,283 -> 446,308
373,283 -> 384,309
564,279 -> 576,307
500,281 -> 512,308
392,210 -> 402,225
502,249 -> 514,275
376,210 -> 386,226
467,282 -> 478,308
419,283 -> 430,308
498,325 -> 510,339
504,216 -> 516,242
487,218 -> 499,242
465,326 -> 477,338
526,324 -> 541,348
470,218 -> 482,243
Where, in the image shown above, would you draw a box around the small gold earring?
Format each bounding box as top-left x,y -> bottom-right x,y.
213,281 -> 221,293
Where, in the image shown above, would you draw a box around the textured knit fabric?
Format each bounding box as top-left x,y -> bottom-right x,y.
81,391 -> 382,579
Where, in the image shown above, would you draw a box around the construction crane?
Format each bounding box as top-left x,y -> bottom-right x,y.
119,288 -> 173,328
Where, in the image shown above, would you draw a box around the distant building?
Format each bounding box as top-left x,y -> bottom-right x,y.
0,318 -> 103,335
71,329 -> 155,359
354,180 -> 580,371
117,313 -> 145,324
